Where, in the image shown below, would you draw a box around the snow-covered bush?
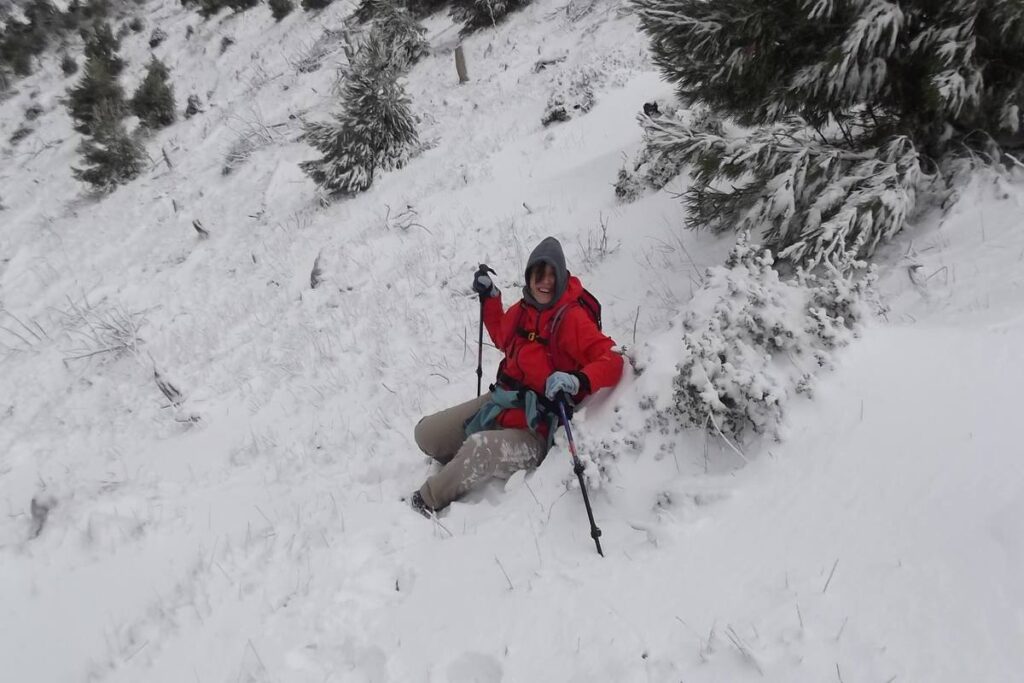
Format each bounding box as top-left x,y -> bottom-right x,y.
148,26 -> 167,47
672,234 -> 879,442
614,99 -> 696,202
541,66 -> 597,127
630,0 -> 1024,265
60,53 -> 77,76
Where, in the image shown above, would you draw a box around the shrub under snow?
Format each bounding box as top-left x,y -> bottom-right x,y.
672,234 -> 880,443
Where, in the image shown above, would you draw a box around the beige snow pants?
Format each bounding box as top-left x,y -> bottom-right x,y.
415,393 -> 545,510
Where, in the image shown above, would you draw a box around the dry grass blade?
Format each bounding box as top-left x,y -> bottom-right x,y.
725,625 -> 764,676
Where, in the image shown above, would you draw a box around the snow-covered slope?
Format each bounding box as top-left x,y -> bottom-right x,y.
1,1 -> 1022,681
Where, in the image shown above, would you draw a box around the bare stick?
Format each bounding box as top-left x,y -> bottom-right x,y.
725,625 -> 763,676
822,558 -> 840,594
708,412 -> 750,464
432,515 -> 454,538
495,556 -> 514,590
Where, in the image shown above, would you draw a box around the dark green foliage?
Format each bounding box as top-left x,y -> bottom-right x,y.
66,58 -> 126,134
450,0 -> 531,35
61,53 -> 79,76
0,1 -> 59,76
368,1 -> 429,67
227,0 -> 260,10
356,0 -> 448,20
0,0 -> 108,78
632,0 -> 1024,157
269,0 -> 295,20
405,0 -> 448,18
72,116 -> 146,191
82,21 -> 124,75
630,0 -> 1024,265
10,126 -> 32,145
131,57 -> 176,129
128,16 -> 144,32
181,0 -> 234,19
301,0 -> 334,10
149,27 -> 167,47
300,33 -> 418,195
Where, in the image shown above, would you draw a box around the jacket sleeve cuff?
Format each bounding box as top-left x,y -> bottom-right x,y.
571,371 -> 591,396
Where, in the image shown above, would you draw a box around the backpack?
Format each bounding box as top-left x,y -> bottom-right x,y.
549,288 -> 602,338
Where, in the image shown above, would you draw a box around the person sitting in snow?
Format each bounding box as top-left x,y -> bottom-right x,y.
409,236 -> 623,516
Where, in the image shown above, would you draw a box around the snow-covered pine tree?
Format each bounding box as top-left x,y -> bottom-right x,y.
130,57 -> 176,129
450,0 -> 532,35
631,0 -> 1024,265
268,0 -> 294,21
72,107 -> 145,191
0,0 -> 60,75
368,1 -> 429,67
299,33 -> 418,195
82,20 -> 124,75
66,55 -> 126,134
301,0 -> 333,11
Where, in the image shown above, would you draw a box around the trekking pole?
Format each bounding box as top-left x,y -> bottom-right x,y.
475,264 -> 494,397
556,396 -> 604,557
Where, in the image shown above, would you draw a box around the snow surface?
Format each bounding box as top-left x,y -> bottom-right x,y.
1,1 -> 1022,681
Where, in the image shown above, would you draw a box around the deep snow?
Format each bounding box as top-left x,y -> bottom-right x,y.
1,1 -> 1022,681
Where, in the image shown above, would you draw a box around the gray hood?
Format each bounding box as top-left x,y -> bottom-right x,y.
522,236 -> 568,311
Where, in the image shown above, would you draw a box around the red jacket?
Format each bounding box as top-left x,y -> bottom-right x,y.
483,276 -> 623,432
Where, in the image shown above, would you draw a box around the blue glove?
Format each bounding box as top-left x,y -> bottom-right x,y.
545,371 -> 580,400
472,265 -> 498,298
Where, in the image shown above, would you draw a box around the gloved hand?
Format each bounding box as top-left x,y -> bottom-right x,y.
545,371 -> 580,400
472,264 -> 498,298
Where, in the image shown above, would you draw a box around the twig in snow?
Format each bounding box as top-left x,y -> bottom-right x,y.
432,515 -> 454,538
822,557 -> 840,594
495,556 -> 514,590
708,412 -> 750,464
310,250 -> 324,289
835,616 -> 848,641
725,625 -> 763,676
836,662 -> 844,683
192,219 -> 209,239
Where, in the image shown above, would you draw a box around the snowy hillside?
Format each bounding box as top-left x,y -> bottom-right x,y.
1,1 -> 1023,681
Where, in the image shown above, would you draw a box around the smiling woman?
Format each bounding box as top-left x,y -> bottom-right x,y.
408,237 -> 624,516
529,263 -> 557,306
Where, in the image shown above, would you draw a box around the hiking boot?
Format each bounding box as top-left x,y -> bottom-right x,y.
408,490 -> 433,519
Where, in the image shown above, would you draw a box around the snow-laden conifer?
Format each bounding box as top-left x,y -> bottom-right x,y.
299,27 -> 418,195
451,0 -> 532,35
72,111 -> 146,191
631,0 -> 1024,264
66,52 -> 125,135
130,57 -> 176,129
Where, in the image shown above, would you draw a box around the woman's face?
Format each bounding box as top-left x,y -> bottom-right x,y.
529,263 -> 556,306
